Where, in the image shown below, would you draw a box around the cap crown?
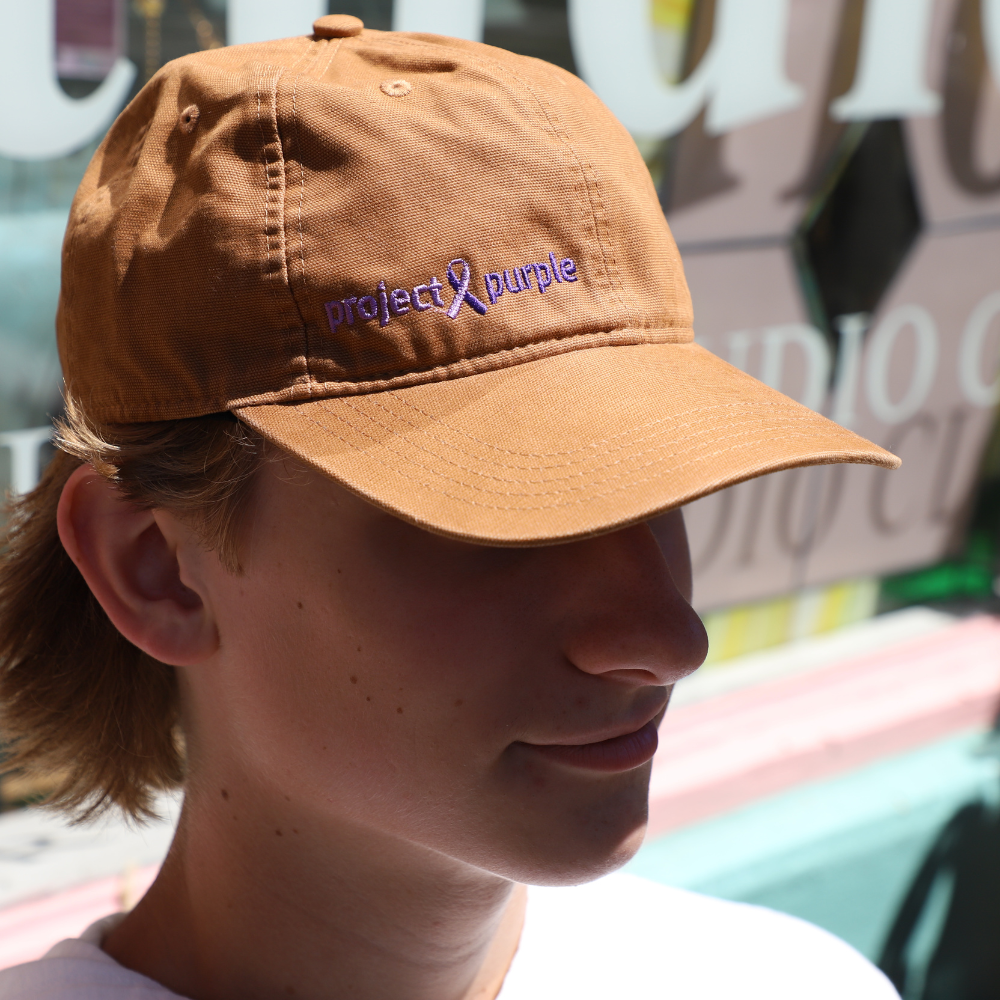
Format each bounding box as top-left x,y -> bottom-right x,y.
58,28 -> 692,423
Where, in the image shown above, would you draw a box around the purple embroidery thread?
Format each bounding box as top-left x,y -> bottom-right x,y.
503,269 -> 523,293
325,300 -> 345,332
357,295 -> 379,321
390,288 -> 410,315
445,259 -> 488,318
548,251 -> 563,282
377,281 -> 390,327
428,276 -> 446,308
531,262 -> 552,293
322,251 -> 580,335
411,284 -> 433,311
484,272 -> 504,305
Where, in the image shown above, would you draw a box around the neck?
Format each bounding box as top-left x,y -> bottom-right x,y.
103,777 -> 526,1000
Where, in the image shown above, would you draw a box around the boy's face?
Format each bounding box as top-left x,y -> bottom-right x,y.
185,459 -> 707,885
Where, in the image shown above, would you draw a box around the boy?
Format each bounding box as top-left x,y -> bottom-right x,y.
0,15 -> 901,1000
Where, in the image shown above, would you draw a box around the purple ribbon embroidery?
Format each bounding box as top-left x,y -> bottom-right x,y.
446,258 -> 488,318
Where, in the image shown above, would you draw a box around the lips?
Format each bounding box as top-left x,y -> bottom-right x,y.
519,718 -> 660,773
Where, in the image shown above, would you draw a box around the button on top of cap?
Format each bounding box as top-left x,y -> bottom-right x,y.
313,14 -> 363,38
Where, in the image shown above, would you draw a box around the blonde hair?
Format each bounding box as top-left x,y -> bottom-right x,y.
0,400 -> 266,820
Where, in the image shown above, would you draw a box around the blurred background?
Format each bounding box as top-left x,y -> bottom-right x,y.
2,1 -> 1000,996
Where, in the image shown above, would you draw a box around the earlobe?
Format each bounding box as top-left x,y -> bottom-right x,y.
57,464 -> 219,666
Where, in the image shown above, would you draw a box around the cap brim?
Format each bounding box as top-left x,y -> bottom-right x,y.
235,342 -> 899,546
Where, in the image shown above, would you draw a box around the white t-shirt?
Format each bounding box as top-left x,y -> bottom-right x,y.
0,873 -> 899,999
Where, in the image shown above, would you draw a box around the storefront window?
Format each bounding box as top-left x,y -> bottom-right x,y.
6,2 -> 998,621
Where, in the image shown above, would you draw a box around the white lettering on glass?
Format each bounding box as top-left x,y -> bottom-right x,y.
228,0 -> 327,45
830,0 -> 941,120
866,305 -> 940,424
0,1 -> 135,160
760,323 -> 830,412
980,0 -> 1000,91
392,0 -> 486,41
958,290 -> 1000,406
0,427 -> 52,496
567,0 -> 803,138
831,313 -> 868,430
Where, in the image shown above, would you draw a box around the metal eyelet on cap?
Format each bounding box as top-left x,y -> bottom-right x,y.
178,104 -> 200,134
380,79 -> 412,98
313,14 -> 363,38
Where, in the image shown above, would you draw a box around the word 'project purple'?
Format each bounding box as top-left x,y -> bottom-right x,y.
324,253 -> 579,335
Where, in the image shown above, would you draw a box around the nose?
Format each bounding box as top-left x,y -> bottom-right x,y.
557,517 -> 708,688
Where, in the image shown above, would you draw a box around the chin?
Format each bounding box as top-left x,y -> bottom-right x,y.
485,786 -> 651,887
530,821 -> 648,887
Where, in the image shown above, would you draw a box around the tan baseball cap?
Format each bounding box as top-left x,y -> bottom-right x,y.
57,15 -> 899,545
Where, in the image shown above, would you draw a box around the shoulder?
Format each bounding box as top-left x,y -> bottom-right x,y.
500,873 -> 899,1000
0,935 -> 181,1000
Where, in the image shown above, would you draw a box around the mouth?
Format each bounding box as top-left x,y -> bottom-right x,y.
518,717 -> 661,773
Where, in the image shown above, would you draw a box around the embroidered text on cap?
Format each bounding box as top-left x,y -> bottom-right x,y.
324,253 -> 579,335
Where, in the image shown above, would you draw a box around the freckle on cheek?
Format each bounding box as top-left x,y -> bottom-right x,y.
350,676 -> 358,684
275,829 -> 283,836
397,707 -> 403,714
454,699 -> 464,707
296,601 -> 303,610
220,789 -> 229,800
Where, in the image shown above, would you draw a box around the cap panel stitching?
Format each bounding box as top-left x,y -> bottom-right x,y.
255,64 -> 289,296
256,63 -> 313,394
290,73 -> 311,394
316,35 -> 346,79
287,34 -> 322,74
280,35 -> 347,398
279,30 -> 336,400
500,64 -> 630,326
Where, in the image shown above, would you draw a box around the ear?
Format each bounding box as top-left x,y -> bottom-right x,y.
57,464 -> 219,666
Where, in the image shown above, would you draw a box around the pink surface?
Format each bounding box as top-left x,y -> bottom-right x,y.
649,615 -> 1000,836
0,865 -> 157,972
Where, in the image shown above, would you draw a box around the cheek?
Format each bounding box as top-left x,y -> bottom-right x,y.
215,572 -> 528,825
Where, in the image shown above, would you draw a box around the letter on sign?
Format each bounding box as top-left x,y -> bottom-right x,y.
228,0 -> 327,44
865,305 -> 939,425
392,0 -> 485,41
0,1 -> 135,160
830,0 -> 940,120
567,0 -> 803,138
958,291 -> 1000,407
760,324 -> 831,413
